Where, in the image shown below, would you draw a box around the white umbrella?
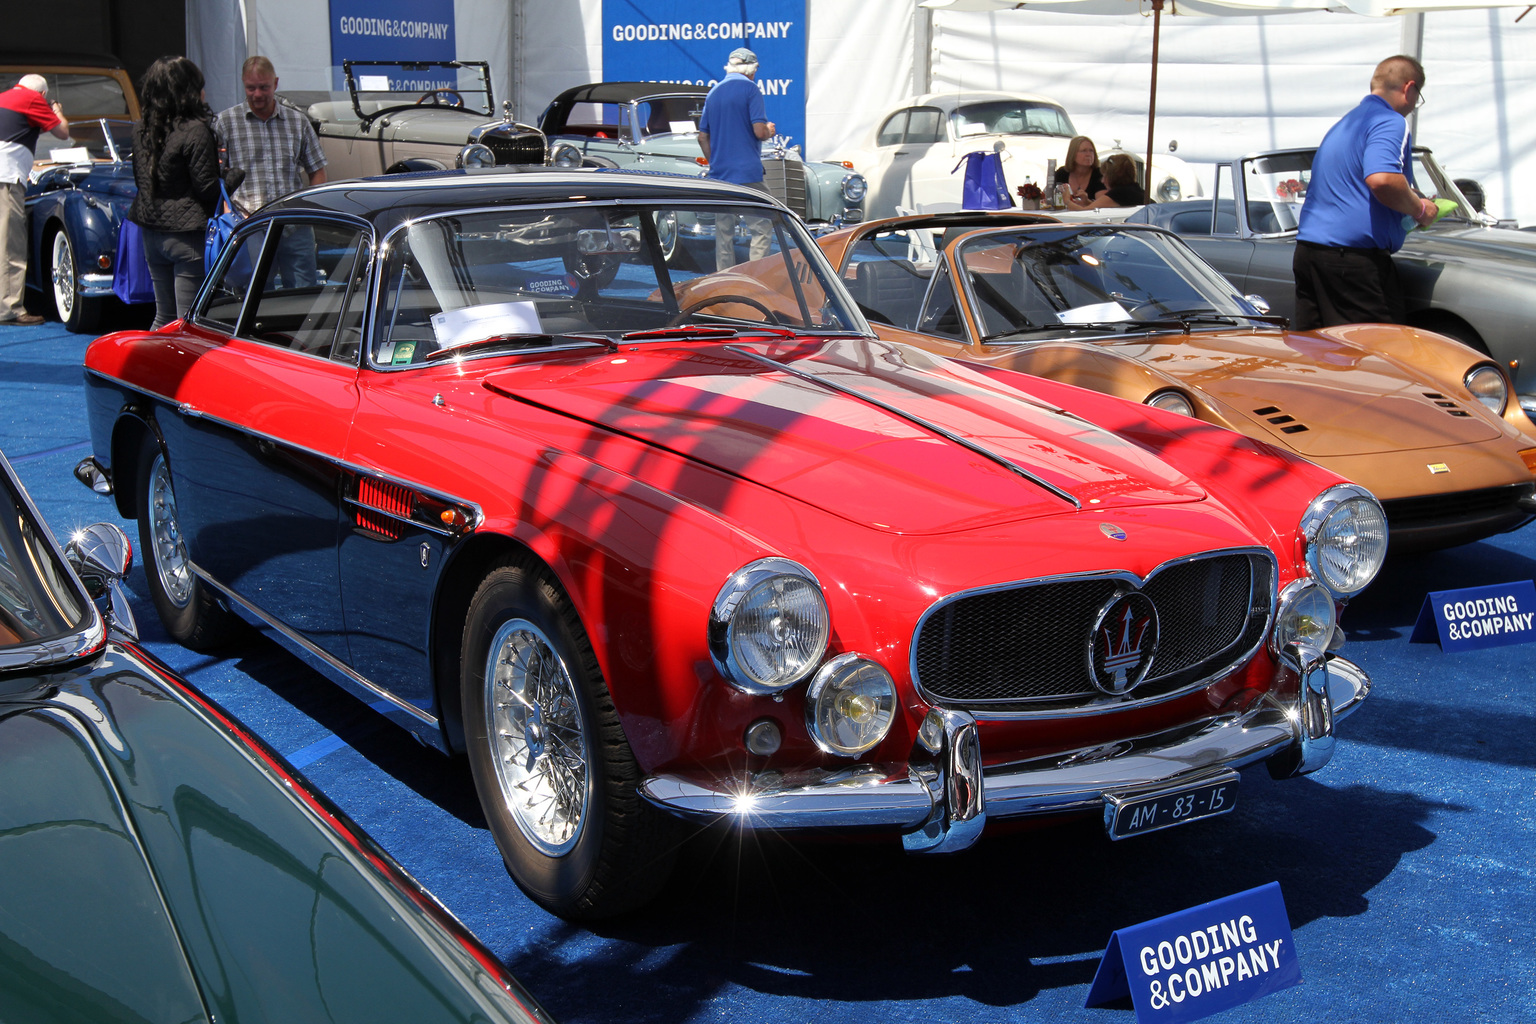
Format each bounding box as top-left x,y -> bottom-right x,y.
921,0 -> 1532,192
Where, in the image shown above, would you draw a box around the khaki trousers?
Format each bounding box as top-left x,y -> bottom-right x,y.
0,182 -> 26,319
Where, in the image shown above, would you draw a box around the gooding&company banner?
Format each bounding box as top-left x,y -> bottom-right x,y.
602,0 -> 808,161
329,0 -> 457,93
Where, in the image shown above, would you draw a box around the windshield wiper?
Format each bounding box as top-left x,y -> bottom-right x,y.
423,332 -> 612,362
982,320 -> 1170,341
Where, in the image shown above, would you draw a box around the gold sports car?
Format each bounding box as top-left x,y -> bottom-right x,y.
678,210 -> 1536,550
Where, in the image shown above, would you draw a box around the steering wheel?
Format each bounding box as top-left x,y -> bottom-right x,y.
669,293 -> 781,326
415,89 -> 465,108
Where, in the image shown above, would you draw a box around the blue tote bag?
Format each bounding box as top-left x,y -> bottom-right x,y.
204,182 -> 243,269
112,218 -> 155,304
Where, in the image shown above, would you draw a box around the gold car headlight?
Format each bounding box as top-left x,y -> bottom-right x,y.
1145,389 -> 1195,417
1300,484 -> 1388,598
710,557 -> 830,694
1465,364 -> 1508,415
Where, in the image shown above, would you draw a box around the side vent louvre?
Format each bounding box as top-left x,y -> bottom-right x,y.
1423,392 -> 1472,417
1253,405 -> 1309,434
356,477 -> 411,539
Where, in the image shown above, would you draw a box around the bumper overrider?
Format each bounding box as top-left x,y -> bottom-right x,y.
640,643 -> 1367,853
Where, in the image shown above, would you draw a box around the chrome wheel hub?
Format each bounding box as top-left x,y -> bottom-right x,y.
149,456 -> 193,607
485,618 -> 589,855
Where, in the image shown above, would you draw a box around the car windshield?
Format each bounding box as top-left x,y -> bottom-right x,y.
847,224 -> 1254,340
951,101 -> 1076,140
553,96 -> 705,139
372,201 -> 866,366
1409,150 -> 1478,221
344,61 -> 495,118
1237,148 -> 1478,234
0,71 -> 130,118
0,463 -> 88,652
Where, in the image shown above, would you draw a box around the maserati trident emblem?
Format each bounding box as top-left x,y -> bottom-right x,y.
1099,522 -> 1127,541
1088,591 -> 1159,695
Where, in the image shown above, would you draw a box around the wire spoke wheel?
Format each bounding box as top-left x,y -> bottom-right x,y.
148,454 -> 193,608
485,618 -> 591,855
51,231 -> 77,322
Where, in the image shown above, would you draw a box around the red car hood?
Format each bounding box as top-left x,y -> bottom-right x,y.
483,338 -> 1207,534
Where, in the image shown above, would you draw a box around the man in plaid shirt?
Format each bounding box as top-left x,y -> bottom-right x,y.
214,55 -> 326,286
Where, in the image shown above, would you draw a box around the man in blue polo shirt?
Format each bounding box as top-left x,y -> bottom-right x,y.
698,47 -> 777,268
1292,55 -> 1439,331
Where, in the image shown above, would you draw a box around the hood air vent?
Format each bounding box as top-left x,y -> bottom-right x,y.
1422,392 -> 1472,417
1253,406 -> 1309,434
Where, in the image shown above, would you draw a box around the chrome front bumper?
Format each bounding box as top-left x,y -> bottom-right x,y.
641,645 -> 1367,854
79,271 -> 114,298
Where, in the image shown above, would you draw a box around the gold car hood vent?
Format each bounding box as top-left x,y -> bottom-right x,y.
484,337 -> 1208,535
1198,379 -> 1504,457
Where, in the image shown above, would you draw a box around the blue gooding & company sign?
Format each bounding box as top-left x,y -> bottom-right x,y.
1085,881 -> 1301,1023
1410,579 -> 1536,651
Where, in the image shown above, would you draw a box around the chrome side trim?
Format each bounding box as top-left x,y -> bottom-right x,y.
192,562 -> 438,728
910,547 -> 1278,719
641,654 -> 1369,841
724,343 -> 1081,509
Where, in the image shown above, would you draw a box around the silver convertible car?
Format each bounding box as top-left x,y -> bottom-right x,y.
1127,147 -> 1536,417
537,81 -> 866,230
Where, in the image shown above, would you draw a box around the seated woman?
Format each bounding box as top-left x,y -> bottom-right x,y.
1054,136 -> 1106,209
1087,153 -> 1148,208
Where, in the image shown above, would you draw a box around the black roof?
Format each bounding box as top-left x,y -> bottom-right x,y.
547,81 -> 709,106
257,167 -> 779,236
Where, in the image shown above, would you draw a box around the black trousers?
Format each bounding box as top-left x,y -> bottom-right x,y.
1291,240 -> 1404,331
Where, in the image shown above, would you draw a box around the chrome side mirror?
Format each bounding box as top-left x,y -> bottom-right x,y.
65,522 -> 138,641
1244,294 -> 1272,314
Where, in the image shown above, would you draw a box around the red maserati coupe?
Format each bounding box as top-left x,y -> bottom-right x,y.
78,169 -> 1386,918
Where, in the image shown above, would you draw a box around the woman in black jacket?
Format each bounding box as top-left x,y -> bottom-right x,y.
127,56 -> 221,329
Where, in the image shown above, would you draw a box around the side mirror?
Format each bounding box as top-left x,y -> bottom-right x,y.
1244,294 -> 1272,314
64,522 -> 138,641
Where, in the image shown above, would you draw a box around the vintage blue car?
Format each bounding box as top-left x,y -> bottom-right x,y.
23,117 -> 146,332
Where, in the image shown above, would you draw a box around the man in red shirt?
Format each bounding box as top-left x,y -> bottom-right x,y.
1,74 -> 70,325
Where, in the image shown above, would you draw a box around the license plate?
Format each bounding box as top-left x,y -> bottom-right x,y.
1104,771 -> 1238,839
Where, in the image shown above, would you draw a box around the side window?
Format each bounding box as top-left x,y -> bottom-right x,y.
244,222 -> 368,357
198,226 -> 266,332
876,110 -> 908,147
905,107 -> 944,145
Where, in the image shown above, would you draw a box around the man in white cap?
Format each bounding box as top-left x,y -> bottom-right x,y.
697,47 -> 776,268
1,74 -> 69,325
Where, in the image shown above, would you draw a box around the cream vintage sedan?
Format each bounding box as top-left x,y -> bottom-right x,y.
843,92 -> 1202,219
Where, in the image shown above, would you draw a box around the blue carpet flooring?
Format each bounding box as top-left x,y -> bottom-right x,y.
4,316 -> 1533,1023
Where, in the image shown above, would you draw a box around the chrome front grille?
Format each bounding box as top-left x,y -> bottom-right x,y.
763,157 -> 808,217
911,551 -> 1275,714
482,130 -> 547,166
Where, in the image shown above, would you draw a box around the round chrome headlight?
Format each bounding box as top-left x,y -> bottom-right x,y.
1301,484 -> 1388,598
456,143 -> 496,169
710,557 -> 830,694
1157,176 -> 1181,203
841,173 -> 868,204
550,142 -> 584,169
1465,364 -> 1508,415
1145,389 -> 1195,417
1272,579 -> 1337,654
805,654 -> 897,757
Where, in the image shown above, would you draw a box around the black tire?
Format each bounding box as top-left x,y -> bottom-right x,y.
461,556 -> 676,919
135,438 -> 241,649
49,227 -> 104,333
